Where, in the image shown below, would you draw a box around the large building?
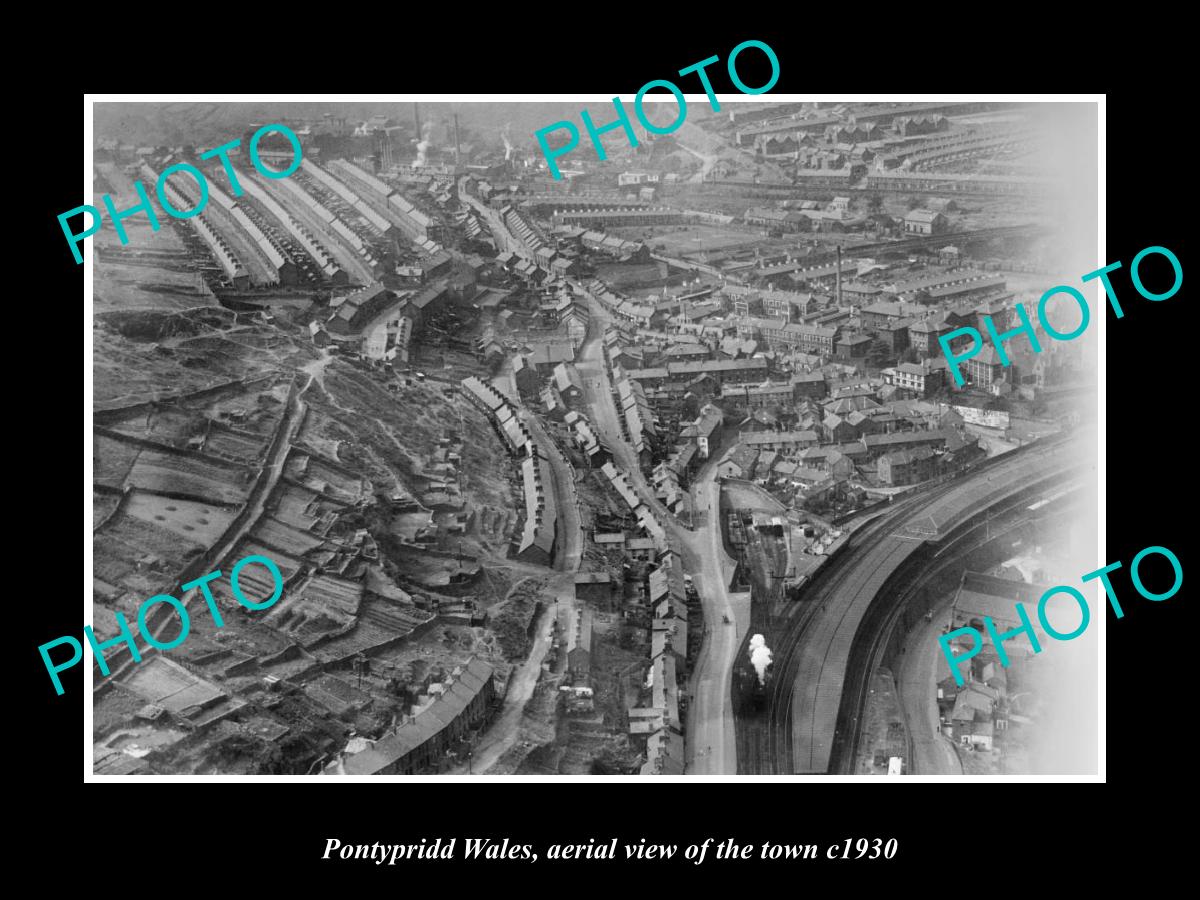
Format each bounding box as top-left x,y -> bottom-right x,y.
326,284 -> 411,354
551,207 -> 686,228
883,362 -> 945,397
904,209 -> 947,235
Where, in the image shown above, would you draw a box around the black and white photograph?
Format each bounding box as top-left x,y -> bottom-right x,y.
79,96 -> 1105,780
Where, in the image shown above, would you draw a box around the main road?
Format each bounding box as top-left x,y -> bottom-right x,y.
573,284 -> 742,774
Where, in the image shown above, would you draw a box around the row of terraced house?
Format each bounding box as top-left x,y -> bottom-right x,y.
461,376 -> 557,566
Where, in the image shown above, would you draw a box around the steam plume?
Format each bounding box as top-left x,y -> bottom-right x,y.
749,634 -> 773,685
413,121 -> 432,167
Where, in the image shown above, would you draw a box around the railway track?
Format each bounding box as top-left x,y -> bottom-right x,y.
737,430 -> 1088,774
832,479 -> 1089,774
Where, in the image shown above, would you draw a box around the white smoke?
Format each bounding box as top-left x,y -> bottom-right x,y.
502,123 -> 514,161
748,634 -> 773,685
413,122 -> 432,167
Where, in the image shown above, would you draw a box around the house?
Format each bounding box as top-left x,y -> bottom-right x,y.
652,616 -> 688,664
904,209 -> 947,235
791,372 -> 828,400
858,430 -> 948,461
883,362 -> 945,398
877,446 -> 937,486
739,381 -> 796,410
741,430 -> 819,453
574,572 -> 613,608
332,658 -> 496,775
526,341 -> 576,374
877,319 -> 911,354
836,334 -> 873,361
682,406 -> 724,458
641,727 -> 686,775
560,604 -> 594,678
908,317 -> 953,358
717,444 -> 759,480
743,207 -> 810,233
861,301 -> 925,333
553,363 -> 585,406
513,355 -> 542,397
823,413 -> 860,443
627,537 -> 658,562
964,345 -> 1009,389
593,532 -> 626,552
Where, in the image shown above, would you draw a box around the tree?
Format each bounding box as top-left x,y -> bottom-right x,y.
867,340 -> 892,370
866,193 -> 884,214
899,346 -> 921,365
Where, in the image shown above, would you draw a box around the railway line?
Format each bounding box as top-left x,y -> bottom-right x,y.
736,428 -> 1089,773
830,483 -> 1083,774
818,225 -> 1047,263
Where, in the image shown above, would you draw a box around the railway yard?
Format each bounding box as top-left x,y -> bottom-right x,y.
89,100 -> 1095,776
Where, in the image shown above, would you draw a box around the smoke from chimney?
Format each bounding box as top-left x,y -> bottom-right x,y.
413,121 -> 432,167
502,122 -> 514,161
748,634 -> 773,685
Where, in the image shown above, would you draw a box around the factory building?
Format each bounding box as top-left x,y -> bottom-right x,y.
325,283 -> 415,361
551,207 -> 686,228
302,159 -> 401,245
155,162 -> 296,285
156,177 -> 248,288
864,170 -> 1049,197
240,176 -> 348,284
229,204 -> 298,284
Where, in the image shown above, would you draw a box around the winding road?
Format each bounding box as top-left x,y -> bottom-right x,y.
573,284 -> 742,774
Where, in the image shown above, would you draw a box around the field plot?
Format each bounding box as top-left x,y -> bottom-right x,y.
263,573 -> 363,647
285,449 -> 368,504
231,539 -> 304,581
93,512 -> 208,614
93,432 -> 142,487
110,407 -> 202,446
93,491 -> 122,528
123,491 -> 235,545
251,515 -> 328,557
126,449 -> 253,505
295,409 -> 352,460
304,369 -> 510,510
194,380 -> 290,439
635,224 -> 766,256
203,424 -> 269,463
272,482 -> 346,533
388,544 -> 476,588
122,657 -> 227,714
94,329 -> 226,405
93,317 -> 286,407
94,258 -> 216,314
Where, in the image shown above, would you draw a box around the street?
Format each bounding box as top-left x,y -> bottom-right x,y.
573,285 -> 742,774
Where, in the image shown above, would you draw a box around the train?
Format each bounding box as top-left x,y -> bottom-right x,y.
732,656 -> 774,717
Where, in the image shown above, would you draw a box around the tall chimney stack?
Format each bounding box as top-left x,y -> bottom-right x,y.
413,103 -> 421,138
835,245 -> 843,307
454,113 -> 461,166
